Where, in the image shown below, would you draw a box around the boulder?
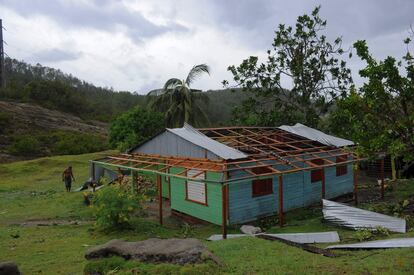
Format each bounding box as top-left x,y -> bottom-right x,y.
0,262 -> 21,275
240,225 -> 262,235
85,238 -> 219,265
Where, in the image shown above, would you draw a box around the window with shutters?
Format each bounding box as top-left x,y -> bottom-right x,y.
251,166 -> 273,197
310,158 -> 324,183
336,155 -> 348,176
185,169 -> 207,205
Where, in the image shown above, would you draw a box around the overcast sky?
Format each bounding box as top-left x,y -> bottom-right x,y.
0,0 -> 413,94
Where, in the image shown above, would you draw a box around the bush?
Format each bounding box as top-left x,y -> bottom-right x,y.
109,106 -> 164,151
355,226 -> 390,242
0,111 -> 11,134
50,131 -> 108,155
8,135 -> 41,156
93,185 -> 143,230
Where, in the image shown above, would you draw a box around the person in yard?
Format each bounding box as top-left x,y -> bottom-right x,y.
62,166 -> 75,192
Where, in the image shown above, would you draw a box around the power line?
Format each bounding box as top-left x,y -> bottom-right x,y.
0,19 -> 5,88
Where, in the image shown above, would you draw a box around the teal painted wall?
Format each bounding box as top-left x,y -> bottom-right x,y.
169,167 -> 223,225
228,156 -> 354,224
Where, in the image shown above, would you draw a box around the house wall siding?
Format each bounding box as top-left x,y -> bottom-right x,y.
169,167 -> 223,225
228,161 -> 353,224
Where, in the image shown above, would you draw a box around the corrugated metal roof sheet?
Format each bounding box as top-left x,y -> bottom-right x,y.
322,199 -> 406,233
279,123 -> 354,147
167,123 -> 247,160
327,238 -> 414,249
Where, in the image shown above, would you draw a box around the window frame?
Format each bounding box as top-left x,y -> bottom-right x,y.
336,155 -> 348,176
251,166 -> 274,197
310,158 -> 324,183
185,169 -> 208,206
252,178 -> 274,197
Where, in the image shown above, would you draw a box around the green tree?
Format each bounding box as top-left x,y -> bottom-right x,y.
224,6 -> 352,127
148,64 -> 210,128
109,107 -> 164,151
329,37 -> 414,160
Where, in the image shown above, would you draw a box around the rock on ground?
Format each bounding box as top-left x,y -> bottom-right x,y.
240,225 -> 262,235
85,238 -> 219,265
0,262 -> 21,275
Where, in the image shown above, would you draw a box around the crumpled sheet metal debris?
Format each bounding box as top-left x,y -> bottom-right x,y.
207,231 -> 340,243
322,199 -> 406,233
327,238 -> 414,250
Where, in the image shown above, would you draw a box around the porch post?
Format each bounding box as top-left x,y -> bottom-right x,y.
132,171 -> 138,193
380,157 -> 385,199
353,162 -> 359,205
91,162 -> 95,181
221,183 -> 227,239
278,174 -> 284,227
157,174 -> 163,225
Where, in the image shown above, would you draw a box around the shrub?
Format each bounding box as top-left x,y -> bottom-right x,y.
355,226 -> 390,242
109,106 -> 164,151
0,111 -> 11,133
93,185 -> 143,230
50,132 -> 108,155
8,135 -> 41,156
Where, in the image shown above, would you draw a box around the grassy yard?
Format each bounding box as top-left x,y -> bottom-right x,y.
1,152 -> 414,274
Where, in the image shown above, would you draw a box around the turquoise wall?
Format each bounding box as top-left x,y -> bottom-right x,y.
228,158 -> 353,224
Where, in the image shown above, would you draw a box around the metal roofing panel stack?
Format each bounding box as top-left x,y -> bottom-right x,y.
322,199 -> 406,233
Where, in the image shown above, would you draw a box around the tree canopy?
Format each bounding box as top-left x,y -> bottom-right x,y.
149,64 -> 211,128
109,107 -> 164,151
225,6 -> 352,127
329,37 -> 414,160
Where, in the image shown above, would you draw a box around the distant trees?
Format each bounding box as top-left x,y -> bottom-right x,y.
148,64 -> 211,128
329,37 -> 414,161
109,106 -> 164,151
0,58 -> 146,122
224,6 -> 352,127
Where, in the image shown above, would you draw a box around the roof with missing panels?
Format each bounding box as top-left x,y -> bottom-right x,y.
94,123 -> 358,182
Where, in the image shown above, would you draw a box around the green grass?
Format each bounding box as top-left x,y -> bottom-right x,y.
1,152 -> 414,274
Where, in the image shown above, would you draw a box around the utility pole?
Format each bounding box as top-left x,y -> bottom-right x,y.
0,19 -> 5,88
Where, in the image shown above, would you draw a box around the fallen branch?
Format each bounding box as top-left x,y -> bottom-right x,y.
256,234 -> 338,258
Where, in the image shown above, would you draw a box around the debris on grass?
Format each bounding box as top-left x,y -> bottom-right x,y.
327,237 -> 414,250
322,199 -> 406,233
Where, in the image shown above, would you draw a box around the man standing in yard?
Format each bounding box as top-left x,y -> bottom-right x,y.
62,166 -> 75,192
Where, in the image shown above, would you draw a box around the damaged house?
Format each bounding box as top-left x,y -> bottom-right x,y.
91,123 -> 359,238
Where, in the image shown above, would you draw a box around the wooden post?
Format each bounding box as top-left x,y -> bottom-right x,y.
278,174 -> 284,227
391,156 -> 397,181
221,183 -> 227,239
91,162 -> 95,181
353,163 -> 358,205
381,158 -> 385,199
157,174 -> 163,225
132,171 -> 138,193
321,169 -> 326,199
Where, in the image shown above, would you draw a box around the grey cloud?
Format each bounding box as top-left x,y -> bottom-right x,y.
0,0 -> 188,43
30,48 -> 82,63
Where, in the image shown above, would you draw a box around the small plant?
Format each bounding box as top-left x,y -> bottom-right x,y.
355,228 -> 373,242
93,185 -> 143,230
180,222 -> 195,238
254,215 -> 279,230
355,226 -> 390,242
83,191 -> 93,206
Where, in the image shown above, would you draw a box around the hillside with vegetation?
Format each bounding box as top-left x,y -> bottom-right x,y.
0,58 -> 248,161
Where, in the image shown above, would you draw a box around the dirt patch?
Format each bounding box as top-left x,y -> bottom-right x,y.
20,219 -> 92,227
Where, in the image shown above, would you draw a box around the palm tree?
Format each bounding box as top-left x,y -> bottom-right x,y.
148,64 -> 211,128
